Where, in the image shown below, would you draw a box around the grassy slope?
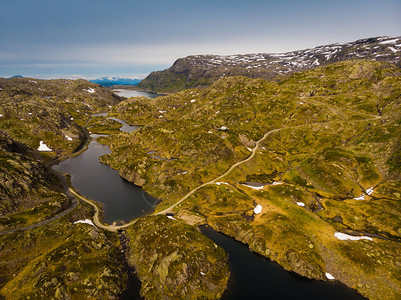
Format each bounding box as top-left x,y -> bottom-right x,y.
0,202 -> 126,299
100,60 -> 401,299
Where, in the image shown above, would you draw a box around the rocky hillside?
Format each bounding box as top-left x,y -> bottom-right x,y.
138,36 -> 401,92
0,77 -> 120,157
126,215 -> 229,299
101,60 -> 401,299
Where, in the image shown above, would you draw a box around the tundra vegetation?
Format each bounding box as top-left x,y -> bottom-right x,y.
0,77 -> 231,299
101,60 -> 401,299
0,59 -> 400,299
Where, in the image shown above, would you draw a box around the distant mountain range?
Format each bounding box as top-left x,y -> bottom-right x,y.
90,77 -> 142,86
137,36 -> 401,92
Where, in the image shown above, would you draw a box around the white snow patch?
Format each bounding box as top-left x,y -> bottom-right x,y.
208,131 -> 213,134
84,103 -> 93,109
334,232 -> 372,241
299,101 -> 304,104
83,88 -> 96,93
38,141 -> 52,152
167,215 -> 177,220
0,114 -> 3,117
158,110 -> 166,113
65,135 -> 73,141
215,111 -> 220,115
242,184 -> 264,190
366,187 -> 374,195
74,219 -> 96,227
272,182 -> 283,185
389,47 -> 400,53
70,117 -> 74,120
215,182 -> 229,186
325,273 -> 335,280
296,202 -> 305,207
159,115 -> 163,118
190,99 -> 196,103
246,147 -> 253,152
380,38 -> 399,45
353,194 -> 365,200
220,126 -> 228,130
200,271 -> 206,276
254,204 -> 263,214
29,80 -> 37,84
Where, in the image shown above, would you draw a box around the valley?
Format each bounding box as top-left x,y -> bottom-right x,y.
0,41 -> 400,299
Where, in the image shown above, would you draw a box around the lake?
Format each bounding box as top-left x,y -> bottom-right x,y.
113,89 -> 163,99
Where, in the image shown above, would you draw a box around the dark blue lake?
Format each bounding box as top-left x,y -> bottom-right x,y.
200,226 -> 365,300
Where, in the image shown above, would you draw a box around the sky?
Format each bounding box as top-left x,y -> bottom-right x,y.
0,0 -> 400,79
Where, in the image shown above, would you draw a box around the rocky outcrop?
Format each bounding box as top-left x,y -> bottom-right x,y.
125,215 -> 230,299
0,77 -> 121,157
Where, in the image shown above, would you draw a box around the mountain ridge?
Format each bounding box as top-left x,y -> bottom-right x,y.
138,36 -> 401,92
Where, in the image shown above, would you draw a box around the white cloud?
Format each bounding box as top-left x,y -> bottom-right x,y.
0,37 -> 341,68
29,73 -> 148,80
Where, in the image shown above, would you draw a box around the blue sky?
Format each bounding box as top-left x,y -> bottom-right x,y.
0,0 -> 400,79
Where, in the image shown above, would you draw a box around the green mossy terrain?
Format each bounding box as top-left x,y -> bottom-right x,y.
0,132 -> 69,231
100,60 -> 401,299
0,202 -> 126,299
126,215 -> 229,299
0,77 -> 120,157
86,116 -> 123,135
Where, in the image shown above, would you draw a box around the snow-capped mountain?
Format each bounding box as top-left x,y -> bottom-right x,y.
138,36 -> 401,92
90,77 -> 141,86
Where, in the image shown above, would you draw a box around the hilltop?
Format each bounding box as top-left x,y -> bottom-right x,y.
138,36 -> 401,92
102,60 -> 401,299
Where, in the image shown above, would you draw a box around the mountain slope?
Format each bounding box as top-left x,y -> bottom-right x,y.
138,36 -> 401,92
0,77 -> 120,157
102,60 -> 401,299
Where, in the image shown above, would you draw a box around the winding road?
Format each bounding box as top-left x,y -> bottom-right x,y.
155,116 -> 381,216
0,109 -> 381,234
0,173 -> 79,235
72,115 -> 381,232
